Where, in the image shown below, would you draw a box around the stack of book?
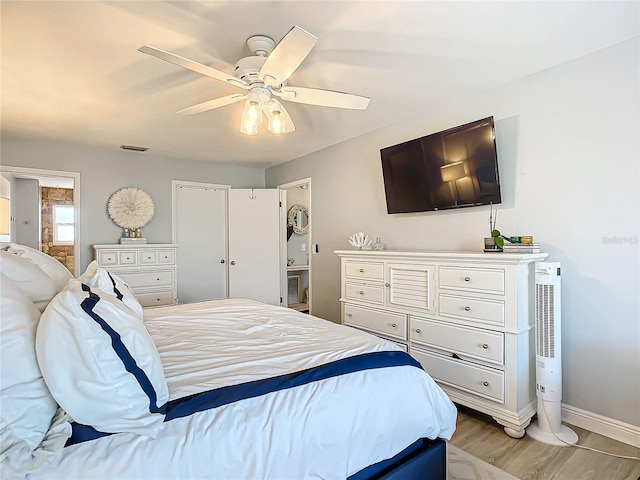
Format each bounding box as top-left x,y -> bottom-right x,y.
502,242 -> 541,253
120,237 -> 148,244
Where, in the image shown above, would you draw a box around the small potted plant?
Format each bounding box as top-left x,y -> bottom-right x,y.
485,204 -> 505,251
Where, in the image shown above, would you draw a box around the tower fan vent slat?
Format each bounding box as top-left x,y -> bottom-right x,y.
535,283 -> 555,358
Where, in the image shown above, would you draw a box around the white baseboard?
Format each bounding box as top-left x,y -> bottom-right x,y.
562,403 -> 640,448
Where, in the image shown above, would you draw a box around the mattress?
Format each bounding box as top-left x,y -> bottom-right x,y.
28,299 -> 456,479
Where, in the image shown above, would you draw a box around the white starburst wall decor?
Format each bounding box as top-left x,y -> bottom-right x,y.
107,188 -> 155,238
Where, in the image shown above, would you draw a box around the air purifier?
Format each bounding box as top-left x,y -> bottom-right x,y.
527,261 -> 578,446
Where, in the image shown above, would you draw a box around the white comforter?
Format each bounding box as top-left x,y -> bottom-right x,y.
29,299 -> 456,480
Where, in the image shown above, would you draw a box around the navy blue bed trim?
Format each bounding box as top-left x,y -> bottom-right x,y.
79,284 -> 166,416
106,272 -> 124,300
66,350 -> 422,447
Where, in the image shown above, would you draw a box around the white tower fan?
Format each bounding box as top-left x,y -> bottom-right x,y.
526,261 -> 578,446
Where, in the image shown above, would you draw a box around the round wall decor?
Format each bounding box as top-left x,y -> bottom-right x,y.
107,188 -> 155,229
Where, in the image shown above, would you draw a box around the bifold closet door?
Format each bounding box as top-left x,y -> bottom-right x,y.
228,189 -> 281,306
174,184 -> 228,303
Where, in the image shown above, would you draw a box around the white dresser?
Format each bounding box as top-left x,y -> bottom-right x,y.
93,244 -> 178,308
335,249 -> 547,438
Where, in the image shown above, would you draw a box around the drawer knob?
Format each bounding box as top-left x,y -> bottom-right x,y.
464,306 -> 471,312
359,290 -> 365,295
347,313 -> 353,318
359,268 -> 365,273
482,381 -> 490,387
156,278 -> 161,281
464,276 -> 471,282
482,343 -> 489,349
391,323 -> 397,328
415,328 -> 422,334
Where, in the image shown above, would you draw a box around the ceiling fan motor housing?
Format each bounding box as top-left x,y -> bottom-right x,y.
234,56 -> 267,83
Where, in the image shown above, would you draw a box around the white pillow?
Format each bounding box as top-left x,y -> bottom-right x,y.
0,251 -> 58,312
1,242 -> 73,292
79,261 -> 143,318
37,279 -> 168,437
0,273 -> 60,475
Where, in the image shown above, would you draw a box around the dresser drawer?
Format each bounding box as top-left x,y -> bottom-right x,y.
439,266 -> 505,294
344,303 -> 407,340
97,249 -> 138,267
345,261 -> 384,281
140,250 -> 158,265
117,270 -> 175,290
345,282 -> 384,304
410,317 -> 504,365
439,294 -> 505,327
157,249 -> 175,265
410,347 -> 505,403
139,249 -> 176,266
118,251 -> 138,266
136,290 -> 175,307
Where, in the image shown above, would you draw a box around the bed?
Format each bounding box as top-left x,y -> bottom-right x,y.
0,243 -> 457,479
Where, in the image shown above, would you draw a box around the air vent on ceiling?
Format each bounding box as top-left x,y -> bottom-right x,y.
120,145 -> 148,152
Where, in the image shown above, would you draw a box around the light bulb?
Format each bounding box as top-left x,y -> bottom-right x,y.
268,108 -> 286,134
240,117 -> 259,136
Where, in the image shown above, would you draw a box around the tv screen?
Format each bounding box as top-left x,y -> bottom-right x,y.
381,117 -> 501,214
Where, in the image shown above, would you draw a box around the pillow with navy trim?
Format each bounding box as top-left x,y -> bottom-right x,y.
36,279 -> 168,437
78,261 -> 143,319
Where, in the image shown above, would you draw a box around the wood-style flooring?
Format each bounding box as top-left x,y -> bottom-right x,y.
449,406 -> 640,480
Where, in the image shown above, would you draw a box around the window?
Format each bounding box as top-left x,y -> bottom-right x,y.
53,205 -> 74,245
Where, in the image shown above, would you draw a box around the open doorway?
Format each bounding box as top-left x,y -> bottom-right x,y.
278,178 -> 311,314
0,166 -> 80,276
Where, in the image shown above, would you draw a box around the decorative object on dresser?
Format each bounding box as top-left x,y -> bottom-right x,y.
93,244 -> 177,307
335,249 -> 548,438
348,232 -> 373,250
107,188 -> 155,243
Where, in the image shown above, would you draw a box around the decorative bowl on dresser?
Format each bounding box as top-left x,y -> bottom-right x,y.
335,249 -> 548,438
93,244 -> 178,307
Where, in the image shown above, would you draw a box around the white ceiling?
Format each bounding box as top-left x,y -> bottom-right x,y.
2,1 -> 638,168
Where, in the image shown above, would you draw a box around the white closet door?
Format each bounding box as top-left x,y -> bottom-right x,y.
174,183 -> 228,303
228,189 -> 281,305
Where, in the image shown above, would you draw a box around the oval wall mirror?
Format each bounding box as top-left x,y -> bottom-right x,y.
288,204 -> 309,234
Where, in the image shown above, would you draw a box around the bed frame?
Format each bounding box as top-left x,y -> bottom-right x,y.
349,438 -> 446,480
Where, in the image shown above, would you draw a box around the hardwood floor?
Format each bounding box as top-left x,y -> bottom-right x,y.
449,406 -> 640,480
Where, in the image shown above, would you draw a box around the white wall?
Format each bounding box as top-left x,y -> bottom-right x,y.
267,39 -> 640,427
1,138 -> 266,272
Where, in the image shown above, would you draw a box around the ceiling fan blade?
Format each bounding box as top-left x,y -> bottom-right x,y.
139,45 -> 248,89
259,26 -> 317,87
177,94 -> 247,115
278,86 -> 370,110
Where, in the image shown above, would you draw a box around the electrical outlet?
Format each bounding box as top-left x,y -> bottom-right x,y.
301,243 -> 306,251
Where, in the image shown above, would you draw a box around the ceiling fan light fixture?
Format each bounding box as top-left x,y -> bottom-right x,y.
240,98 -> 263,135
267,106 -> 286,134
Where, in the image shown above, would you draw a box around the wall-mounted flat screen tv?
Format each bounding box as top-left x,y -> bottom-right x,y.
381,116 -> 501,214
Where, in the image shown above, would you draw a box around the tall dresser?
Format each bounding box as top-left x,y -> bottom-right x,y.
93,244 -> 178,307
335,249 -> 547,438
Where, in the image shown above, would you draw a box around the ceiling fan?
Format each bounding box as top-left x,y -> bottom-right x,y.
139,26 -> 370,136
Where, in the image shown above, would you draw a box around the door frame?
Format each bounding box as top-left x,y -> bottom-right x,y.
0,165 -> 81,276
278,178 -> 312,313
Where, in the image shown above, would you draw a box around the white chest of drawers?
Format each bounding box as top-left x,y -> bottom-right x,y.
93,244 -> 178,308
335,249 -> 547,438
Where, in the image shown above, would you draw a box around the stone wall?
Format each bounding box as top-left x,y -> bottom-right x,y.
40,187 -> 74,273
